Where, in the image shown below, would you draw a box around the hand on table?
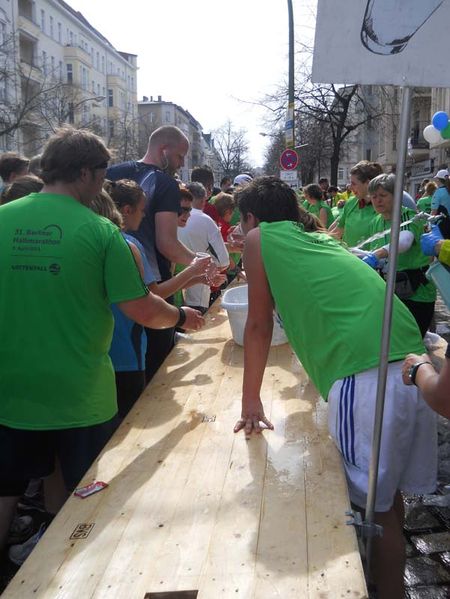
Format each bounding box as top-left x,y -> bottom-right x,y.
234,398 -> 274,437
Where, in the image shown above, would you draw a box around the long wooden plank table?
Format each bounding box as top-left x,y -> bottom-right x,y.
4,300 -> 367,598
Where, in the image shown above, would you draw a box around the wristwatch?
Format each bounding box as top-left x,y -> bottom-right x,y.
408,361 -> 431,386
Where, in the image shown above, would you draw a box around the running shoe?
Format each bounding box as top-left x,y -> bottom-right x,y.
8,523 -> 46,566
6,515 -> 33,545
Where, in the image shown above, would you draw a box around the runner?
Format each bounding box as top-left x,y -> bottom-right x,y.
233,176 -> 436,599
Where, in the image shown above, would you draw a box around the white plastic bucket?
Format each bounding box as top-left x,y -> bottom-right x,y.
221,285 -> 288,346
426,261 -> 450,309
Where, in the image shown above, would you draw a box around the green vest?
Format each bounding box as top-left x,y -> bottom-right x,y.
259,221 -> 424,398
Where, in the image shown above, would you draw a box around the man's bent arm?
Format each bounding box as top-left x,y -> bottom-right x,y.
118,292 -> 203,331
155,211 -> 195,265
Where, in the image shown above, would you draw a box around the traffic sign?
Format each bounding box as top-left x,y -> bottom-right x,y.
280,148 -> 298,170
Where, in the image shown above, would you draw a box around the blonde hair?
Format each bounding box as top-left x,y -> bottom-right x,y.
90,190 -> 123,227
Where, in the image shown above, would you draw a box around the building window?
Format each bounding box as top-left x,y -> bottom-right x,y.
59,61 -> 63,81
58,22 -> 62,43
50,56 -> 55,76
101,56 -> 105,73
92,80 -> 95,93
338,168 -> 344,180
40,9 -> 45,32
108,89 -> 114,107
49,16 -> 53,38
165,111 -> 171,122
108,119 -> 114,138
96,51 -> 99,70
66,63 -> 73,84
42,51 -> 47,75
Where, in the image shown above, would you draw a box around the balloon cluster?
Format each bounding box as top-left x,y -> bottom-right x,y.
423,111 -> 450,144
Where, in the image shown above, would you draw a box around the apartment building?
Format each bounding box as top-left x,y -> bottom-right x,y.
138,96 -> 222,183
339,86 -> 450,196
0,0 -> 138,157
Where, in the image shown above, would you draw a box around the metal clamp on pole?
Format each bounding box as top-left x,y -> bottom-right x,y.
346,511 -> 383,539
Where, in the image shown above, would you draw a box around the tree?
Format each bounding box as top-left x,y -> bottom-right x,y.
213,120 -> 252,178
261,46 -> 389,185
262,130 -> 285,175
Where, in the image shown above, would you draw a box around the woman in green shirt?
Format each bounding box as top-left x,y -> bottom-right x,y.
362,173 -> 436,337
417,180 -> 437,214
303,183 -> 334,228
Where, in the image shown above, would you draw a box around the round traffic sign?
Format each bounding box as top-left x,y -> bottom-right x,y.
280,148 -> 298,170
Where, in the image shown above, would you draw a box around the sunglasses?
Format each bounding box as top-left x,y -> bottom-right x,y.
178,206 -> 192,216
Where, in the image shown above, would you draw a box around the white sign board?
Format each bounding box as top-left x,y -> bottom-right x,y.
312,0 -> 450,87
279,170 -> 299,189
279,170 -> 298,182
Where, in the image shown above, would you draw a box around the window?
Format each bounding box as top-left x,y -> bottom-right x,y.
69,31 -> 74,45
92,80 -> 95,93
50,56 -> 55,76
365,148 -> 372,161
40,9 -> 45,32
49,16 -> 53,38
42,51 -> 47,74
59,61 -> 63,81
108,89 -> 113,107
96,51 -> 99,70
166,111 -> 171,122
97,83 -> 100,96
108,119 -> 114,138
337,168 -> 344,181
57,22 -> 62,43
66,63 -> 73,84
101,56 -> 105,73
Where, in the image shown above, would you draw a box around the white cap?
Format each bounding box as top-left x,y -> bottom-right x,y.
434,168 -> 449,179
233,174 -> 253,187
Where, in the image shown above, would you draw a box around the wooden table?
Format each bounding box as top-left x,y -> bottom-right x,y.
4,302 -> 367,598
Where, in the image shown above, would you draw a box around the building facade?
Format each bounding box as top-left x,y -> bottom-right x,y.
138,96 -> 222,183
0,0 -> 138,158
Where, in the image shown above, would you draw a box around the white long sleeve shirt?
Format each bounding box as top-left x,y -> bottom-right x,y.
178,208 -> 230,308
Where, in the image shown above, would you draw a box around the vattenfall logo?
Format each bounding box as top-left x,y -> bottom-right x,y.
49,263 -> 61,275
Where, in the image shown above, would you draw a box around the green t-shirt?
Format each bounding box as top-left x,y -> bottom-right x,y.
259,221 -> 424,399
304,200 -> 334,228
338,197 -> 377,247
0,193 -> 148,430
416,195 -> 432,213
368,208 -> 436,303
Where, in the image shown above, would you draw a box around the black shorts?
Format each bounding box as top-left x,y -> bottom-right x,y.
0,417 -> 118,497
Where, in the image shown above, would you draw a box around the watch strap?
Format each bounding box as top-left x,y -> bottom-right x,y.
409,361 -> 432,386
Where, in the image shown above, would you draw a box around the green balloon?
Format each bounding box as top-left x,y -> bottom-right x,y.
441,124 -> 450,139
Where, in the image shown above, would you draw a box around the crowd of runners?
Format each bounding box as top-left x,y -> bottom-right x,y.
0,124 -> 449,598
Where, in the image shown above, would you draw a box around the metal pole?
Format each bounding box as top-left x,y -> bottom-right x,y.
364,86 -> 413,569
286,0 -> 295,149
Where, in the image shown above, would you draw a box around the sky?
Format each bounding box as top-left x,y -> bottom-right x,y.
69,0 -> 318,167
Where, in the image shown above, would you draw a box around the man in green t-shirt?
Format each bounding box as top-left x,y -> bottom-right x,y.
232,176 -> 436,598
0,127 -> 204,551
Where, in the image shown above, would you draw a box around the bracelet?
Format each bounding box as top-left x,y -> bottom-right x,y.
175,306 -> 186,328
408,361 -> 432,386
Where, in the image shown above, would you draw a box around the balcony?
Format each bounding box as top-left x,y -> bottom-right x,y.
63,45 -> 91,66
18,15 -> 40,40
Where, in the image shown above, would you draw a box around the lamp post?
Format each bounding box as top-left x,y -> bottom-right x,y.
286,0 -> 295,149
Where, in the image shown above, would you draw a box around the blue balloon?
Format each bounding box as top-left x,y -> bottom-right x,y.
432,111 -> 449,131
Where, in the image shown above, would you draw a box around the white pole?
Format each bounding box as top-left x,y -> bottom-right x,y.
364,85 -> 413,569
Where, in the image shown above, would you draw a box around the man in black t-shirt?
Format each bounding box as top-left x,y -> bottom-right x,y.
107,126 -> 195,380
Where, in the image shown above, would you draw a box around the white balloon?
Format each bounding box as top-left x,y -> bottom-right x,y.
423,125 -> 443,144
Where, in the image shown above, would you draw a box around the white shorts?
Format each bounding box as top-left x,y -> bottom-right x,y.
328,361 -> 437,512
